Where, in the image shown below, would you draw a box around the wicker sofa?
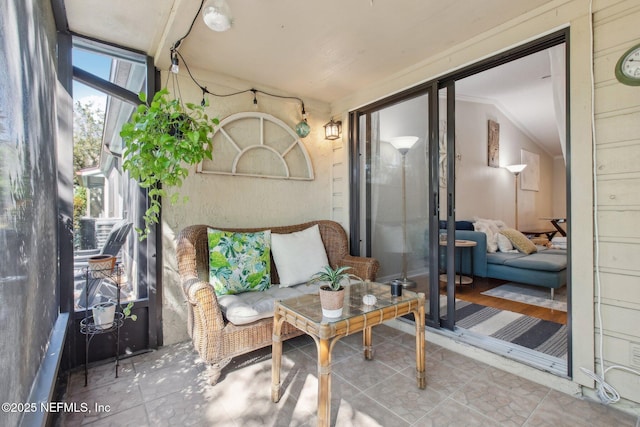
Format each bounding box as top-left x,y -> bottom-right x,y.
176,220 -> 380,384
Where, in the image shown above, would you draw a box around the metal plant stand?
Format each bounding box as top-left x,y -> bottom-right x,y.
79,263 -> 124,386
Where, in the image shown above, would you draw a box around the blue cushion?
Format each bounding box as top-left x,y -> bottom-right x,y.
456,221 -> 475,230
486,252 -> 527,265
439,220 -> 474,231
502,253 -> 567,272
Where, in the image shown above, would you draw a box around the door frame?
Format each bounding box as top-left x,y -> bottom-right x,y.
63,35 -> 163,368
349,28 -> 571,376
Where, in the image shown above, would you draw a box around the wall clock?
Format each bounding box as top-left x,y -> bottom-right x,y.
615,43 -> 640,86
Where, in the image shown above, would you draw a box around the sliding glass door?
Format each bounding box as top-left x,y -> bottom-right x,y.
350,87 -> 448,324
350,32 -> 569,376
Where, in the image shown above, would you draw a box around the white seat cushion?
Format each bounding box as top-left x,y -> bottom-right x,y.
217,283 -> 320,325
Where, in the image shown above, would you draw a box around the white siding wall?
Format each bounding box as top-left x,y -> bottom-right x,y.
330,115 -> 349,230
592,0 -> 640,404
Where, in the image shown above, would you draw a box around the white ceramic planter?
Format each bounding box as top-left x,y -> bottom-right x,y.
319,286 -> 345,318
92,301 -> 116,330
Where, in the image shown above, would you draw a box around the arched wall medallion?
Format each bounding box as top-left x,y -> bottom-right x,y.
197,112 -> 314,180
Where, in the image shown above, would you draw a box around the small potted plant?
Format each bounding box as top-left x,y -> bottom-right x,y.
119,88 -> 219,239
92,301 -> 116,330
310,266 -> 361,318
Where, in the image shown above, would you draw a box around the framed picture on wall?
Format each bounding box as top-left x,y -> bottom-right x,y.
488,120 -> 499,167
520,149 -> 540,191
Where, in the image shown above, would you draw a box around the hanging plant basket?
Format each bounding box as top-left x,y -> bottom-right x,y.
120,89 -> 219,239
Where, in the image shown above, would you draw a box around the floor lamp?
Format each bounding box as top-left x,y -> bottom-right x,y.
505,164 -> 527,230
390,136 -> 419,288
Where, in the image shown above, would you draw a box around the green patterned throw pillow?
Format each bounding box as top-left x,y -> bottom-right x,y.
207,228 -> 271,295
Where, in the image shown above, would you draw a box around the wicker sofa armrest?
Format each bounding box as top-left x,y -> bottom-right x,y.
339,255 -> 380,281
184,278 -> 224,324
182,277 -> 227,360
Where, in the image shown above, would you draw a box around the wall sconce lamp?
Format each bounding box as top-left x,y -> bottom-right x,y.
504,164 -> 527,230
324,119 -> 342,140
203,0 -> 233,32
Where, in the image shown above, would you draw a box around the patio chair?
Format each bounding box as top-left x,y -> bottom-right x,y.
73,220 -> 132,309
73,220 -> 133,272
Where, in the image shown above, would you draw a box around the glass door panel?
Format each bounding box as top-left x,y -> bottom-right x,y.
440,83 -> 457,330
357,93 -> 431,310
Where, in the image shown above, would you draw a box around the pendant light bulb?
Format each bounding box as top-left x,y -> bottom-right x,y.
170,52 -> 179,74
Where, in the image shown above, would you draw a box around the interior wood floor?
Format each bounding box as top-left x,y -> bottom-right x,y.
407,274 -> 567,325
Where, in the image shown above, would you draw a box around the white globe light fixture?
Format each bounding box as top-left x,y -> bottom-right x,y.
203,0 -> 232,32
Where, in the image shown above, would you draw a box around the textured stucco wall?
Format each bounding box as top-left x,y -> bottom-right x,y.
160,70 -> 332,344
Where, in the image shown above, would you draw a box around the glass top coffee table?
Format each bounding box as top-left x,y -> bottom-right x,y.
271,281 -> 426,427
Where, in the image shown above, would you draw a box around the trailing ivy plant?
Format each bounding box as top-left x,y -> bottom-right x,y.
120,89 -> 219,239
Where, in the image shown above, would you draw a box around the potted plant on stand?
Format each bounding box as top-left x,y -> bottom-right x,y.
119,88 -> 219,239
87,254 -> 116,278
310,266 -> 361,318
91,301 -> 117,330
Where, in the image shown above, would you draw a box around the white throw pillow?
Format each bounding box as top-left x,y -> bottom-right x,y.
497,233 -> 513,252
271,224 -> 330,287
473,220 -> 498,253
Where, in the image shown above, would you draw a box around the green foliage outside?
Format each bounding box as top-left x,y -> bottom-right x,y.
72,100 -> 104,246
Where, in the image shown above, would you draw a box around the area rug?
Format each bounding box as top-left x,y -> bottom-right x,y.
481,282 -> 567,312
405,297 -> 567,359
453,299 -> 567,359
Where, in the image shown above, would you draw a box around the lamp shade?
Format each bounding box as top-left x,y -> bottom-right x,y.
389,136 -> 419,154
203,0 -> 232,32
324,119 -> 342,140
505,164 -> 527,175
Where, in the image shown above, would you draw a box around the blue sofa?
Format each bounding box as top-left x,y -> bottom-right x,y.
443,229 -> 567,299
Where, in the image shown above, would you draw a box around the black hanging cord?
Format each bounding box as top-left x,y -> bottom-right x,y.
168,0 -> 307,115
171,0 -> 206,53
173,49 -> 307,114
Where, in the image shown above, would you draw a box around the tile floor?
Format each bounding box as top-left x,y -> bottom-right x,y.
58,324 -> 638,426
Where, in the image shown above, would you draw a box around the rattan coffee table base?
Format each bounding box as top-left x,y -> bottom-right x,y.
271,282 -> 426,427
